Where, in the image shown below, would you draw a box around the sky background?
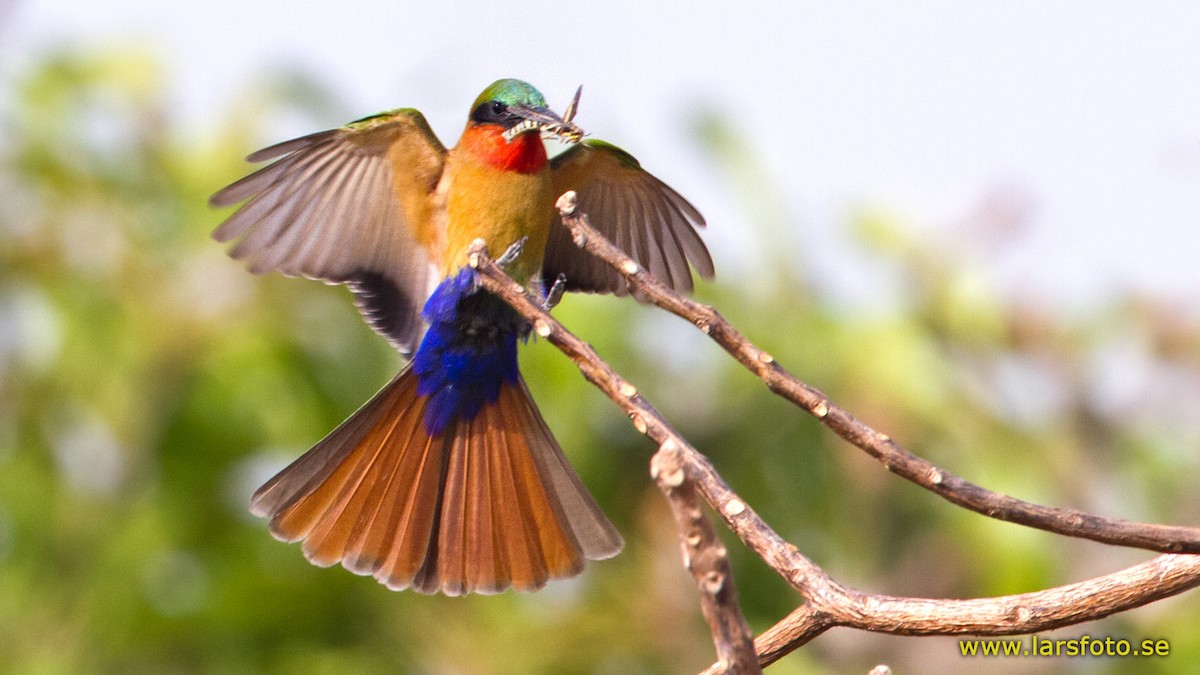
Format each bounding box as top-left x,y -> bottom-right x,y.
5,1 -> 1199,307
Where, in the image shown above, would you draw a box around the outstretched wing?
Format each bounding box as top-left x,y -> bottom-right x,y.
546,140 -> 714,296
211,109 -> 447,354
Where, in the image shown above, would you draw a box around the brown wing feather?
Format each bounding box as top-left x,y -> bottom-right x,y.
211,110 -> 447,354
547,140 -> 714,296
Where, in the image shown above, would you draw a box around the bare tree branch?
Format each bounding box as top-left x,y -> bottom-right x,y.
550,191 -> 1200,556
652,441 -> 760,674
712,553 -> 1200,673
464,194 -> 1200,672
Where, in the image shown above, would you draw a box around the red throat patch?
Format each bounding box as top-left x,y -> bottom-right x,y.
460,124 -> 548,174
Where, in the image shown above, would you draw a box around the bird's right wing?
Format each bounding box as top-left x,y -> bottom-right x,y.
211,109 -> 447,355
546,139 -> 713,296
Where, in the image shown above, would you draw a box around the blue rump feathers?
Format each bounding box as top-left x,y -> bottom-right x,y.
413,268 -> 526,436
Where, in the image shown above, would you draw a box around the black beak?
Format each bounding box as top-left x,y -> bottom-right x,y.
509,104 -> 566,128
506,86 -> 585,143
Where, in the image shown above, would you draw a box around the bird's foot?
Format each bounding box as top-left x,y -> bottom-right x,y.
543,273 -> 567,311
497,236 -> 528,269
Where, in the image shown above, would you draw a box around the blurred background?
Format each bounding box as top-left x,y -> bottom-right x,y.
2,1 -> 1199,673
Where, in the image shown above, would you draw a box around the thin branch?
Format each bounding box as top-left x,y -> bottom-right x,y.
711,553 -> 1200,673
652,441 -> 760,674
466,235 -> 1200,673
735,604 -> 825,672
467,242 -> 761,671
552,191 -> 1200,556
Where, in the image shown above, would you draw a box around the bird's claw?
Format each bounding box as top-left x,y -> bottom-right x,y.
497,237 -> 528,269
543,273 -> 567,311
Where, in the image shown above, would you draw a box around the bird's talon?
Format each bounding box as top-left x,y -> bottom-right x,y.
543,273 -> 567,310
497,237 -> 528,268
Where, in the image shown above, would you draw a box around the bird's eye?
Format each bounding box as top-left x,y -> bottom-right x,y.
470,100 -> 509,124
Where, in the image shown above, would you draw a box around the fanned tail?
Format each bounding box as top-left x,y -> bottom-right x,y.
250,365 -> 622,595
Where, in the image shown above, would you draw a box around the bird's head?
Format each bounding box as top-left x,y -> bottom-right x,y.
469,79 -> 584,144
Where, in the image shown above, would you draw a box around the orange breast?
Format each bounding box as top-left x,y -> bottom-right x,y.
439,126 -> 556,284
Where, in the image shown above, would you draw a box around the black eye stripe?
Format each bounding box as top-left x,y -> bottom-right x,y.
470,100 -> 512,125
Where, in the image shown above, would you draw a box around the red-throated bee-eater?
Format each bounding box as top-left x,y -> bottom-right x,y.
211,79 -> 713,595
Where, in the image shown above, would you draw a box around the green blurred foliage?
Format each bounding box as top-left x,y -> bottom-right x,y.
3,47 -> 1199,674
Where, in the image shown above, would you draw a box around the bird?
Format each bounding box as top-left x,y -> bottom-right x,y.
210,79 -> 713,595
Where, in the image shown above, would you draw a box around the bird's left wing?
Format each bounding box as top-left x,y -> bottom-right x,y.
211,109 -> 447,355
545,140 -> 714,296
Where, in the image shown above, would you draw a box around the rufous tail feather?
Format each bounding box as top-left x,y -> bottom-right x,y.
249,365 -> 623,595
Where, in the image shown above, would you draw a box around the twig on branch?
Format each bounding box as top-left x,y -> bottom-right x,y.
652,441 -> 760,674
551,191 -> 1200,556
465,198 -> 1200,672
